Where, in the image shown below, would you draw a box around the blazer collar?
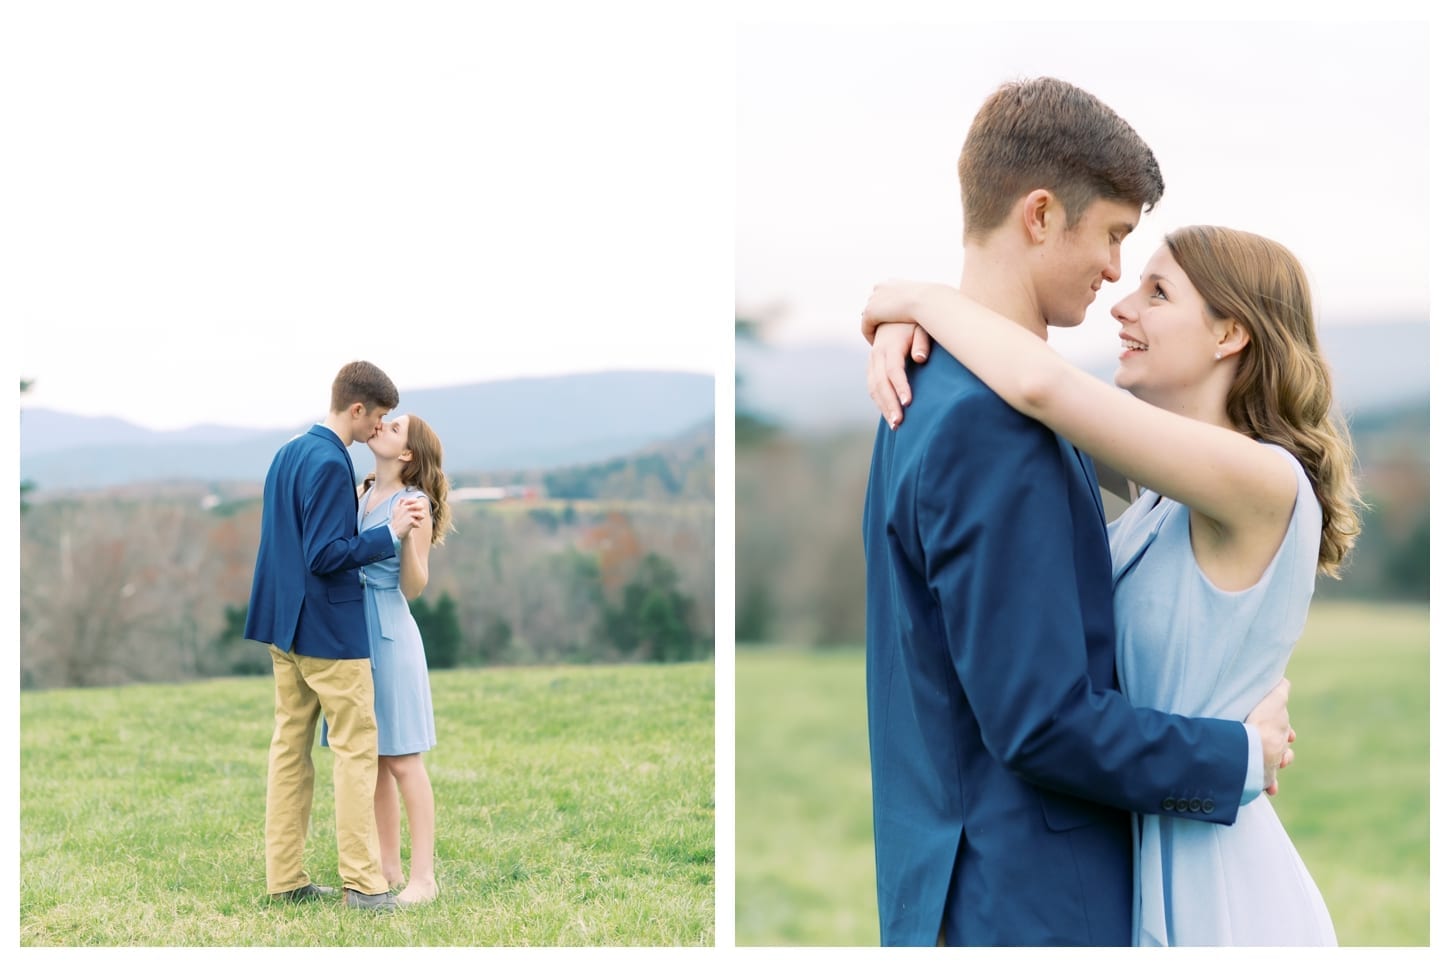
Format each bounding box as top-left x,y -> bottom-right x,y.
307,423 -> 348,451
307,424 -> 359,495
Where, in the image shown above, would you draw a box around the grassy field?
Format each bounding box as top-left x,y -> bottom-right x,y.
20,661 -> 714,946
735,600 -> 1429,946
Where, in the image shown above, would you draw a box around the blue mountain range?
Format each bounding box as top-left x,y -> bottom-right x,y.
737,319 -> 1428,431
21,370 -> 714,491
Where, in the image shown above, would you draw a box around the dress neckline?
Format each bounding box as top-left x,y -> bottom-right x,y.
363,484 -> 407,517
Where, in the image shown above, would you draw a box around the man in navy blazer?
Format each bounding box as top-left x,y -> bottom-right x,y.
860,78 -> 1293,945
246,360 -> 426,910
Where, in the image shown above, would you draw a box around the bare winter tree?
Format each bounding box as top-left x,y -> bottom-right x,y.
22,498 -> 229,687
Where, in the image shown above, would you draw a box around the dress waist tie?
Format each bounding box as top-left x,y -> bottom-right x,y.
361,574 -> 403,670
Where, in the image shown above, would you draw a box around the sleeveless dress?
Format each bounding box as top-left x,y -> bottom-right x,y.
323,486 -> 437,757
1107,443 -> 1335,946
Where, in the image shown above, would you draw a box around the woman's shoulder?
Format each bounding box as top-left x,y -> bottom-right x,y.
1254,442 -> 1321,563
1257,441 -> 1315,499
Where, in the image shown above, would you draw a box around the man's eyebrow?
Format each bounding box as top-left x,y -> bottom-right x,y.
1113,222 -> 1137,236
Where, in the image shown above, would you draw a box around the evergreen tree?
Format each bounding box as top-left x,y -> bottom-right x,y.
604,552 -> 698,662
412,592 -> 462,669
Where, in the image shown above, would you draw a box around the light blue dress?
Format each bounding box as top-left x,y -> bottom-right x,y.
1107,443 -> 1335,946
323,486 -> 437,757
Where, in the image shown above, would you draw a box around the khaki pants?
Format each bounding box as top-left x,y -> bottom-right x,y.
265,644 -> 388,896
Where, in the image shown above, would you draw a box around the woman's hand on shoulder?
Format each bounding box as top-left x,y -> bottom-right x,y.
860,280 -> 952,344
867,323 -> 923,429
862,280 -> 951,428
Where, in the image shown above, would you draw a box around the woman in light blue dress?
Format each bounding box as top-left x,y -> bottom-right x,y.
861,225 -> 1361,945
326,412 -> 452,907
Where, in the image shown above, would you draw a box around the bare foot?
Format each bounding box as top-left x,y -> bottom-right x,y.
395,879 -> 438,907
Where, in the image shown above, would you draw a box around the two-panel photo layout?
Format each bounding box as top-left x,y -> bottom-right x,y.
15,13 -> 1430,951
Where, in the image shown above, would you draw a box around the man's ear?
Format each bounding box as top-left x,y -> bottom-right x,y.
1022,189 -> 1055,245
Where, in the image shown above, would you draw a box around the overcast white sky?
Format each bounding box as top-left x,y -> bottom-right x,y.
737,15 -> 1433,369
7,2 -> 730,432
5,6 -> 1438,432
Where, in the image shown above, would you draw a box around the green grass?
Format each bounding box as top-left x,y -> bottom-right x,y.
735,600 -> 1429,946
1271,602 -> 1430,945
21,662 -> 714,946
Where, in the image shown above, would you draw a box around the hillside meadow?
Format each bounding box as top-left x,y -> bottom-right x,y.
735,600 -> 1429,946
20,661 -> 714,946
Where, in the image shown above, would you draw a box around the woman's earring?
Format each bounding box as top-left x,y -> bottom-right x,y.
1214,351 -> 1223,360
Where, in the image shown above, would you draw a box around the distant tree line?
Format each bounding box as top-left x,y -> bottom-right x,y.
735,316 -> 781,448
20,490 -> 713,689
20,379 -> 36,512
736,405 -> 1430,646
546,453 -> 680,501
459,427 -> 714,504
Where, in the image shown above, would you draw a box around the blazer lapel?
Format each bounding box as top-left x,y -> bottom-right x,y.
342,447 -> 357,508
1058,436 -> 1105,525
1075,447 -> 1106,524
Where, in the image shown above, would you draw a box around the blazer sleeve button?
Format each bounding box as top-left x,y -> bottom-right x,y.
1188,798 -> 1202,812
1175,798 -> 1189,812
1202,799 -> 1215,814
1161,796 -> 1177,812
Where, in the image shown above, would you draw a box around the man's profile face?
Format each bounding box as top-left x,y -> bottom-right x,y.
1038,197 -> 1142,330
355,404 -> 391,442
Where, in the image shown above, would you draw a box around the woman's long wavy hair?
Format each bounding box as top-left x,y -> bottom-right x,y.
361,414 -> 454,547
1165,225 -> 1362,577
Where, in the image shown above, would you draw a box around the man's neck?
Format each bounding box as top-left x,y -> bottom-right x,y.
321,412 -> 354,447
957,242 -> 1049,341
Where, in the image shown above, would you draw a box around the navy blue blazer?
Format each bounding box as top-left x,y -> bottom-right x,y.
862,352 -> 1249,946
245,425 -> 397,660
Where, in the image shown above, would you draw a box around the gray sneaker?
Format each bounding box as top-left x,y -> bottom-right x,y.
270,883 -> 338,903
344,888 -> 398,912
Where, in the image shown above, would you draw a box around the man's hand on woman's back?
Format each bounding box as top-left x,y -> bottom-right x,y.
1246,678 -> 1295,796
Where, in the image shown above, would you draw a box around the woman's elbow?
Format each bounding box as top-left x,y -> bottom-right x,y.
1017,368 -> 1057,416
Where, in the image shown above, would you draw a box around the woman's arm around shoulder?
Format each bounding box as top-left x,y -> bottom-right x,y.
863,281 -> 1297,541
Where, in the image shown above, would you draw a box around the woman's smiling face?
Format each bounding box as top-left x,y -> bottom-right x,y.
1110,245 -> 1225,403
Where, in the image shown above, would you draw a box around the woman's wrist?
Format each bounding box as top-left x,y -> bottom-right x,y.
913,284 -> 954,332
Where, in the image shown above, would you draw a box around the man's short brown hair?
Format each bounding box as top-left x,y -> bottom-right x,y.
958,77 -> 1164,241
330,360 -> 399,414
